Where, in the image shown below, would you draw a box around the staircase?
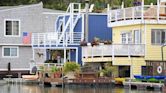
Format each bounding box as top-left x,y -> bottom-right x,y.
56,3 -> 82,47
32,3 -> 83,47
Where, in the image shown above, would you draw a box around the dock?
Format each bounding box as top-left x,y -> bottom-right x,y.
43,77 -> 114,87
3,78 -> 39,84
123,81 -> 164,91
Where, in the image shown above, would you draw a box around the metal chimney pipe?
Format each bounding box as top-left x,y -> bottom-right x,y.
85,0 -> 89,42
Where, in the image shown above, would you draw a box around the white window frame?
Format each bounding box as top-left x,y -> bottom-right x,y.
151,29 -> 166,45
133,29 -> 142,44
2,46 -> 19,58
4,19 -> 21,37
121,31 -> 132,44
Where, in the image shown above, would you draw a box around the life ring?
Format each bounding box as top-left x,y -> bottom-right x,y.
157,66 -> 162,74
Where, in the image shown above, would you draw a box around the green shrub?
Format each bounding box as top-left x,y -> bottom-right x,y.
63,62 -> 80,74
50,66 -> 58,73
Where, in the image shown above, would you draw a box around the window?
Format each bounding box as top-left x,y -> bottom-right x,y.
121,32 -> 132,44
5,19 -> 20,36
2,46 -> 19,58
151,29 -> 166,45
134,30 -> 142,44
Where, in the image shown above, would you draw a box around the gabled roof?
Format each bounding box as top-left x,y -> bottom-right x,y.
0,2 -> 65,14
43,8 -> 65,13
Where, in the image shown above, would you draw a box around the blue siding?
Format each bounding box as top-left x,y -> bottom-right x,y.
73,14 -> 112,42
88,15 -> 112,42
54,14 -> 112,65
74,17 -> 82,32
70,49 -> 76,62
68,45 -> 82,65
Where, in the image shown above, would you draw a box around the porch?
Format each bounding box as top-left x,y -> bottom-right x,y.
32,32 -> 83,47
82,44 -> 145,60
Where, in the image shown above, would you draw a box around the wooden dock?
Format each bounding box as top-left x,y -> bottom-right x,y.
3,78 -> 39,84
43,77 -> 114,87
123,81 -> 164,91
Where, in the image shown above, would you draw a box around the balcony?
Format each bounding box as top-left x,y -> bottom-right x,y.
82,44 -> 145,58
108,5 -> 166,27
32,32 -> 83,47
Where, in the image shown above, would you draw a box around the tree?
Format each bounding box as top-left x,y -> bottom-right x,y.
0,0 -> 157,10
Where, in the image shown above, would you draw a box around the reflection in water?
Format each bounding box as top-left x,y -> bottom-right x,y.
0,84 -> 163,93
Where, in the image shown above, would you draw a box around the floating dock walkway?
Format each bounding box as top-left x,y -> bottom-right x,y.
123,81 -> 164,91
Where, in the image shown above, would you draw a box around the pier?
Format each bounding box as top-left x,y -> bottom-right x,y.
123,81 -> 164,91
43,77 -> 114,87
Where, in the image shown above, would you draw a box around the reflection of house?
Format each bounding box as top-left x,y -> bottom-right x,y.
83,1 -> 166,78
0,2 -> 65,78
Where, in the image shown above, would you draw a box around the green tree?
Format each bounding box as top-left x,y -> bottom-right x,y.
0,0 -> 158,11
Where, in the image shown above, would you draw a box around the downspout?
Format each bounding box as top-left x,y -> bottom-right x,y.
85,0 -> 89,42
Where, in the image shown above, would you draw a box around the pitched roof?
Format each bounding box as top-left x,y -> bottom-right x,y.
43,8 -> 65,13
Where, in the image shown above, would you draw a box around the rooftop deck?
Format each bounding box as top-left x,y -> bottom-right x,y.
108,5 -> 166,27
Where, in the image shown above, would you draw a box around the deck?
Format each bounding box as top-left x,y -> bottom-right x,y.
123,81 -> 164,91
43,77 -> 114,87
108,5 -> 166,27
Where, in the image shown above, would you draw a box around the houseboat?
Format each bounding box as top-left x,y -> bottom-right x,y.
82,0 -> 166,78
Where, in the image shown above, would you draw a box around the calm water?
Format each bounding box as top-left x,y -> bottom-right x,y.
0,84 -> 163,93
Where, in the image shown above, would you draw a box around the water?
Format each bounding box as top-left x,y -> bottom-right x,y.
0,84 -> 163,93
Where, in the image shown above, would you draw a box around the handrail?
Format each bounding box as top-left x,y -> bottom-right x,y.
108,5 -> 166,25
82,44 -> 145,58
56,3 -> 82,46
31,32 -> 83,47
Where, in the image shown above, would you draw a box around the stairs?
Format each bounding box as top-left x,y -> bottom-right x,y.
55,3 -> 82,47
32,3 -> 83,47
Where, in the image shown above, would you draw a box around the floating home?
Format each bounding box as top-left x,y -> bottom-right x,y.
0,2 -> 112,78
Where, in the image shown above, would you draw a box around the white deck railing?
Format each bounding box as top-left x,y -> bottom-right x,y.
82,44 -> 145,58
32,32 -> 83,47
108,5 -> 166,25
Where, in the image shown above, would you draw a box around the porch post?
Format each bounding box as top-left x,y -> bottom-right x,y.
44,49 -> 47,61
141,0 -> 144,21
76,47 -> 78,64
64,48 -> 67,64
32,48 -> 35,60
157,0 -> 160,22
68,49 -> 71,62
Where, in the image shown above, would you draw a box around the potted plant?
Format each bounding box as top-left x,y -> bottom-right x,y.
80,39 -> 87,46
63,62 -> 80,79
91,37 -> 100,46
50,66 -> 60,78
38,65 -> 45,78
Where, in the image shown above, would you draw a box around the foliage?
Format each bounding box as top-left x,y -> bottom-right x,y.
0,0 -> 157,11
50,66 -> 58,73
39,65 -> 44,72
100,62 -> 118,77
63,62 -> 80,74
